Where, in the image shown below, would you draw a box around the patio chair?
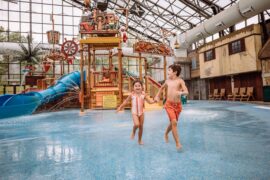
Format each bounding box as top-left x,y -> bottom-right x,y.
214,88 -> 226,100
5,86 -> 14,94
0,85 -> 4,95
209,89 -> 218,100
241,87 -> 254,101
227,87 -> 239,101
234,87 -> 246,101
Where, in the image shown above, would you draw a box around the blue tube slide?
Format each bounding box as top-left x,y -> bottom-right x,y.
0,71 -> 81,119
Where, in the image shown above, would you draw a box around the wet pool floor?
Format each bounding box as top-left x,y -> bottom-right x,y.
0,101 -> 270,179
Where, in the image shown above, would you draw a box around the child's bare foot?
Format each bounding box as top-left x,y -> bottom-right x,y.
164,134 -> 169,143
176,144 -> 183,151
138,141 -> 144,145
130,133 -> 135,139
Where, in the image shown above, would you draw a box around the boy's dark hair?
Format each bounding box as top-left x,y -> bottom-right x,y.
132,79 -> 143,86
168,63 -> 182,76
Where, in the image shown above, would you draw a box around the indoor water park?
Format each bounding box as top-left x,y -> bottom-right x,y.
0,0 -> 270,179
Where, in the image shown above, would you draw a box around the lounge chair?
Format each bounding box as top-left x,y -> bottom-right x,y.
214,88 -> 226,100
209,89 -> 218,100
234,87 -> 246,101
241,87 -> 254,101
227,87 -> 239,101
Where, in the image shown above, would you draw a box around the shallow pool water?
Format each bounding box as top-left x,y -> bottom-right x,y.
0,101 -> 270,179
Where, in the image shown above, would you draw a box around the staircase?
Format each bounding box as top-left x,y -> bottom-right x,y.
144,76 -> 163,110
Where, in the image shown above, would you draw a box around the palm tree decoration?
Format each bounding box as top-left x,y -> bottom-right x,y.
13,35 -> 43,74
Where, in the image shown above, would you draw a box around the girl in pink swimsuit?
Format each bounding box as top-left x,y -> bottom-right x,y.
117,80 -> 156,145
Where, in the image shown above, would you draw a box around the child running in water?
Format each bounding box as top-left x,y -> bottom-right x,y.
116,79 -> 156,145
155,63 -> 188,150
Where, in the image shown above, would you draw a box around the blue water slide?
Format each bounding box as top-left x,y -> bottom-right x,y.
0,71 -> 81,119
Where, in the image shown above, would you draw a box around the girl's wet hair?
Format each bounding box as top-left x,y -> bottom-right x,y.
132,79 -> 143,87
168,63 -> 182,76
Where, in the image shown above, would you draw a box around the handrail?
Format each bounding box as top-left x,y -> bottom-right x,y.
146,75 -> 161,88
92,71 -> 118,74
128,76 -> 136,92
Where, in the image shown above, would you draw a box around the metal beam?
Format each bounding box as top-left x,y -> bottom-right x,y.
142,0 -> 196,28
108,1 -> 163,42
127,0 -> 183,31
178,0 -> 211,18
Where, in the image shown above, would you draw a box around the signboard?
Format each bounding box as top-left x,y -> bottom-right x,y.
103,95 -> 117,108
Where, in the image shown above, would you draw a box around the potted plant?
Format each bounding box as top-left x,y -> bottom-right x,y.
13,35 -> 45,86
13,35 -> 43,75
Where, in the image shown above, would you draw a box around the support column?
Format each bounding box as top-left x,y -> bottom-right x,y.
88,45 -> 91,108
163,56 -> 167,100
80,44 -> 84,112
118,47 -> 123,103
163,56 -> 167,80
53,62 -> 55,78
139,53 -> 142,81
144,58 -> 148,91
231,75 -> 234,93
93,49 -> 96,70
109,50 -> 113,71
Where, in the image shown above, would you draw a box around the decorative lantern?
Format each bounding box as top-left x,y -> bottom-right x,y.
174,39 -> 180,49
46,30 -> 60,44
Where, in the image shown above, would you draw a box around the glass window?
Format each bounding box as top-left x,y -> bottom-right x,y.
46,0 -> 53,4
32,33 -> 43,43
0,31 -> 8,42
54,0 -> 63,5
32,23 -> 42,33
20,2 -> 30,12
0,1 -> 8,9
74,8 -> 82,16
43,4 -> 53,13
63,6 -> 73,15
20,33 -> 28,42
32,3 -> 42,14
9,22 -> 20,31
43,24 -> 53,33
21,23 -> 30,33
0,11 -> 8,21
43,14 -> 51,24
21,12 -> 30,22
32,13 -> 42,23
54,15 -> 63,25
73,26 -> 79,35
191,58 -> 197,70
54,25 -> 63,33
9,2 -> 19,11
229,39 -> 245,55
64,26 -> 73,35
204,49 -> 215,61
64,16 -> 73,25
32,0 -> 42,3
0,21 -> 8,30
9,11 -> 20,21
53,5 -> 62,15
9,32 -> 25,43
43,34 -> 47,43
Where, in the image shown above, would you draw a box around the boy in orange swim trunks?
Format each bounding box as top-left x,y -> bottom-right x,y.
154,63 -> 188,150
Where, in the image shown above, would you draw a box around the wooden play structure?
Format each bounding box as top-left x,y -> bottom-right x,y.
78,1 -> 173,112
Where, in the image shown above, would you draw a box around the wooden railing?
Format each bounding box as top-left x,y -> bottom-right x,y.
37,78 -> 56,90
92,71 -> 118,88
145,76 -> 162,99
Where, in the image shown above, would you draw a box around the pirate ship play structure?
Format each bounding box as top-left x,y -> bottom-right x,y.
0,0 -> 173,119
